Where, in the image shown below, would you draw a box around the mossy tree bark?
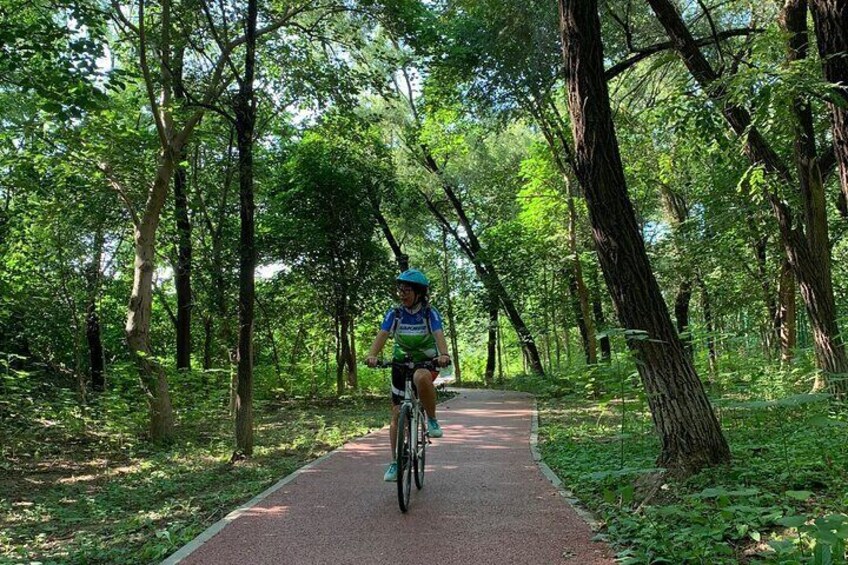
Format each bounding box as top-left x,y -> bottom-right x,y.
560,0 -> 731,474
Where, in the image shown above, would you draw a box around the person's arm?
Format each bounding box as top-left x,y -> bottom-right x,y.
365,330 -> 390,367
434,330 -> 451,367
428,307 -> 451,367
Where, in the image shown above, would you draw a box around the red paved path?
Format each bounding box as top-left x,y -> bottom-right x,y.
165,389 -> 614,564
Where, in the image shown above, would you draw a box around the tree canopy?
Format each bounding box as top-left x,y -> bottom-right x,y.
3,0 -> 848,561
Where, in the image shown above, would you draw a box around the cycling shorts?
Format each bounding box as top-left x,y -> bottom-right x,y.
391,365 -> 438,406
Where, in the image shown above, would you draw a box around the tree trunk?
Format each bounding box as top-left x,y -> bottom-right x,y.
173,152 -> 192,371
421,156 -> 545,376
351,315 -> 358,386
590,269 -> 612,362
213,230 -> 234,369
551,270 -> 562,369
203,314 -> 213,371
485,304 -> 497,386
497,316 -> 505,382
658,181 -> 694,357
233,0 -> 257,456
674,280 -> 693,358
86,302 -> 105,392
289,323 -> 306,376
783,0 -> 846,387
560,0 -> 730,474
777,259 -> 797,364
441,228 -> 461,383
256,296 -> 283,388
397,59 -> 544,375
566,268 -> 592,365
335,317 -> 345,396
123,0 -> 202,441
370,195 -> 409,272
542,266 -> 552,373
810,0 -> 848,214
126,151 -> 177,442
346,313 -> 357,389
205,128 -> 235,370
649,0 -> 848,392
752,233 -> 779,353
699,278 -> 718,377
86,227 -> 105,392
173,50 -> 192,372
568,195 -> 597,364
485,267 -> 545,375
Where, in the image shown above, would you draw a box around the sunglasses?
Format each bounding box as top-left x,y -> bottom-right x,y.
397,286 -> 415,294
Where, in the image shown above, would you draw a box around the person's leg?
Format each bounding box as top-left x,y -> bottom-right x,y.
384,402 -> 401,481
389,365 -> 405,455
413,368 -> 437,419
389,404 -> 400,454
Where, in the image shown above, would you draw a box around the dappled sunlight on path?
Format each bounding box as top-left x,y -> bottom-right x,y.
168,388 -> 613,565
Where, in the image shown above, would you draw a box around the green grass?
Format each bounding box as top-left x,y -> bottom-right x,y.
536,367 -> 848,564
1,389 -> 391,564
6,353 -> 847,564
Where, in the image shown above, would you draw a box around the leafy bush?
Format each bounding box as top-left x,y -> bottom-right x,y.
539,365 -> 848,564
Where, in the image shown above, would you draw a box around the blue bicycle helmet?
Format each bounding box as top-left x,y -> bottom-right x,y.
396,269 -> 430,288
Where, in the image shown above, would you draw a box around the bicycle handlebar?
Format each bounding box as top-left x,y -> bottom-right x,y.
371,358 -> 451,370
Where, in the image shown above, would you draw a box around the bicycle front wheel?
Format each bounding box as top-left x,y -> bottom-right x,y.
396,405 -> 413,512
414,407 -> 426,489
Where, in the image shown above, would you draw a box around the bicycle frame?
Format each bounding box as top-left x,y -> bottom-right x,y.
401,362 -> 424,458
382,359 -> 430,453
374,358 -> 436,511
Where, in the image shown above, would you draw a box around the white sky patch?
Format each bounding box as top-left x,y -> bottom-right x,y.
97,43 -> 113,73
257,262 -> 289,279
643,220 -> 670,245
155,263 -> 287,288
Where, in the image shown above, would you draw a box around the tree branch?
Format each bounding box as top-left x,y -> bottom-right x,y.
137,0 -> 168,148
98,162 -> 141,228
605,27 -> 761,80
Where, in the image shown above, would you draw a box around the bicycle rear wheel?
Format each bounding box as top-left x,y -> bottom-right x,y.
414,407 -> 426,489
396,405 -> 413,512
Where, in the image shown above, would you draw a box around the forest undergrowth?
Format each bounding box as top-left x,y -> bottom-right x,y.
4,353 -> 848,564
0,364 -> 401,564
531,353 -> 848,564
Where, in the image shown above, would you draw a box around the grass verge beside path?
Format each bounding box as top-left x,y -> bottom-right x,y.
1,395 -> 391,564
537,394 -> 848,564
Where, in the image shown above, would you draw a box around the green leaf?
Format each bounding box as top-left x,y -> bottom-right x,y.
785,490 -> 814,501
693,487 -> 759,498
778,515 -> 809,528
769,539 -> 796,553
814,540 -> 833,565
807,416 -> 848,428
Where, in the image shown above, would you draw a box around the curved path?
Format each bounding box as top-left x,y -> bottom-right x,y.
164,389 -> 614,564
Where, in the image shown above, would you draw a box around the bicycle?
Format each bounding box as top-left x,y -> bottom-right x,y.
375,358 -> 448,512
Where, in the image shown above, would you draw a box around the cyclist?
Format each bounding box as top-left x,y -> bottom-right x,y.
365,268 -> 451,481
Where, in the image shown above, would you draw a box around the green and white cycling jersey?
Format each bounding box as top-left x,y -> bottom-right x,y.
380,304 -> 444,362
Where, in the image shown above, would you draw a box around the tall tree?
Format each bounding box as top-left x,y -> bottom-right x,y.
440,227 -> 462,383
107,0 -> 346,441
85,227 -> 106,392
424,0 -> 598,367
559,0 -> 731,474
172,48 -> 193,372
647,0 -> 848,391
233,0 -> 258,457
269,125 -> 387,395
810,0 -> 848,216
377,51 -> 546,375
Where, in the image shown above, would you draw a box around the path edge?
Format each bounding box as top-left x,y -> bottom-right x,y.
530,399 -> 605,534
161,391 -> 461,564
159,439 -> 356,564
